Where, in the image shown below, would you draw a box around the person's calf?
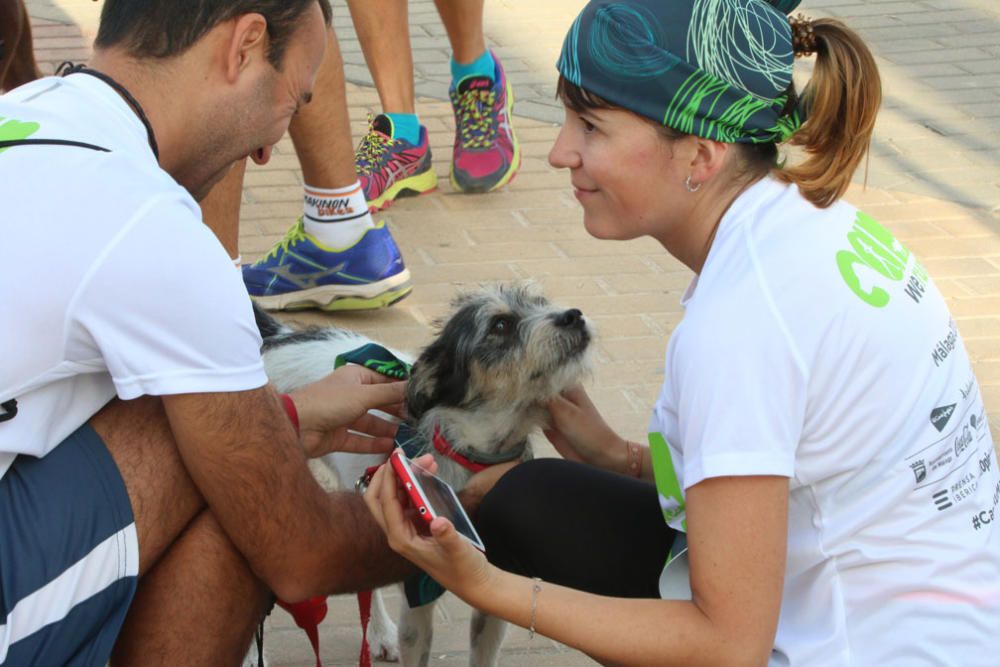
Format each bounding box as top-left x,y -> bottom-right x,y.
111,511 -> 272,666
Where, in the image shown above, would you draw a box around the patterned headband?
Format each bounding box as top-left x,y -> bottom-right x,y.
557,0 -> 805,144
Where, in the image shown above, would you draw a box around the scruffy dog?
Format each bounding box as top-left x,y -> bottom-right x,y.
255,282 -> 592,667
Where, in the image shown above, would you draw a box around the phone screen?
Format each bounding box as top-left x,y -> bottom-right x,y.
397,453 -> 486,551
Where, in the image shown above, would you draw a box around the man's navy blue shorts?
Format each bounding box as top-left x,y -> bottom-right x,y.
0,422 -> 138,666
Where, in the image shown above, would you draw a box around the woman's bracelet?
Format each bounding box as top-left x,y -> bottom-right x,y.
625,440 -> 643,478
529,577 -> 542,639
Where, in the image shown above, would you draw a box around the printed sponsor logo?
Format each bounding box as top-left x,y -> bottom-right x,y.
960,378 -> 975,401
933,489 -> 953,511
268,262 -> 348,289
970,412 -> 985,432
911,460 -> 927,483
836,211 -> 927,308
972,464 -> 1000,530
950,473 -> 978,503
0,116 -> 42,155
953,425 -> 973,458
929,450 -> 953,474
930,403 -> 956,432
304,196 -> 355,218
931,319 -> 959,368
980,451 -> 993,475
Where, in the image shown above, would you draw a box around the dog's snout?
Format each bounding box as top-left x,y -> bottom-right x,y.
555,308 -> 584,329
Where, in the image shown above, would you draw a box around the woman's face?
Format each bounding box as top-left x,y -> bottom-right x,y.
548,103 -> 690,243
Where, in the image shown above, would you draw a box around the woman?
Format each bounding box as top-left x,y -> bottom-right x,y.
365,1 -> 1000,664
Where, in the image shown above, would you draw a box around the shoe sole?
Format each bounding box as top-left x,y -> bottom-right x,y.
367,169 -> 439,213
450,77 -> 521,194
252,269 -> 412,312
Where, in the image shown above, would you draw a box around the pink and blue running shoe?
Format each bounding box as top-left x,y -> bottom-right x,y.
355,114 -> 438,212
449,50 -> 521,193
242,219 -> 411,311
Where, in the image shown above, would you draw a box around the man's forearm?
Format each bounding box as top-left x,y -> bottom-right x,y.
311,491 -> 418,594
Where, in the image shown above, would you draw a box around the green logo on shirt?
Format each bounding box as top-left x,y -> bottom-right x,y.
0,116 -> 40,155
649,432 -> 687,531
836,211 -> 927,308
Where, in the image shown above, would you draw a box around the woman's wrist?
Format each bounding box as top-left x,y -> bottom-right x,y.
624,439 -> 644,478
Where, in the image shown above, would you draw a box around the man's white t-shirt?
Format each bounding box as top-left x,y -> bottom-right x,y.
0,74 -> 268,478
649,177 -> 1000,665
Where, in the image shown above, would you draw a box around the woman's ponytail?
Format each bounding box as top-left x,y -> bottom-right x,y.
774,17 -> 882,208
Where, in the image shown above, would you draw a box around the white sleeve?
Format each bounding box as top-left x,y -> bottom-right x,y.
71,196 -> 268,398
670,288 -> 806,489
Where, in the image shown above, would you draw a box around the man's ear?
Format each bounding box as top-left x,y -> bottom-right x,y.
224,12 -> 269,82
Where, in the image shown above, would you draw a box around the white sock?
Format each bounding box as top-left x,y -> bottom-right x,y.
302,182 -> 375,247
231,254 -> 242,269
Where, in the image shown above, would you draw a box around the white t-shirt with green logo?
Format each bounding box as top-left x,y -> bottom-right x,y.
0,75 -> 267,478
649,177 -> 1000,666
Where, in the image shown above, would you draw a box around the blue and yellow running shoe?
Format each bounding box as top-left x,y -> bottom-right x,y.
242,219 -> 411,311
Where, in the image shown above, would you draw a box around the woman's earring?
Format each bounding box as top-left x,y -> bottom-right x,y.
685,175 -> 701,193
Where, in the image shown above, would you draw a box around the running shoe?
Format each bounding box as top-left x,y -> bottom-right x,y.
355,114 -> 438,212
449,50 -> 521,194
242,218 -> 411,311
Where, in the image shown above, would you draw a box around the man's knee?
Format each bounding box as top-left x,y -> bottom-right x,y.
91,397 -> 205,576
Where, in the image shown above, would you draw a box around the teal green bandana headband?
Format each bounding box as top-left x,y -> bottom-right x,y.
558,0 -> 804,144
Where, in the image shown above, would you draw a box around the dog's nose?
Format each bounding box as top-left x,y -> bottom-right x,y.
555,308 -> 584,329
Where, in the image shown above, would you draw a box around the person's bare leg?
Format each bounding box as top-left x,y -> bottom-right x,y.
290,27 -> 358,187
433,0 -> 486,65
110,511 -> 271,666
344,0 -> 414,114
199,158 -> 247,260
91,398 -> 265,664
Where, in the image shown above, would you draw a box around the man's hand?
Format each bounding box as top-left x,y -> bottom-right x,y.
289,365 -> 407,458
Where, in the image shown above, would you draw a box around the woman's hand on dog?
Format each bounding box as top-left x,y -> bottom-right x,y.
290,365 -> 407,458
544,385 -> 628,472
365,455 -> 495,600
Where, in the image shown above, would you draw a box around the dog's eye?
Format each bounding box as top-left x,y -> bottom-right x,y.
490,315 -> 516,335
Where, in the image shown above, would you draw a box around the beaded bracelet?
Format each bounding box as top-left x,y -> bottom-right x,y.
626,440 -> 643,478
529,577 -> 543,639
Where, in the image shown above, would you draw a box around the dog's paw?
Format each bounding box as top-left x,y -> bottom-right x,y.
368,621 -> 401,662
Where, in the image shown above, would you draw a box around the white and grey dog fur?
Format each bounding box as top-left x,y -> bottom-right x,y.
254,282 -> 592,667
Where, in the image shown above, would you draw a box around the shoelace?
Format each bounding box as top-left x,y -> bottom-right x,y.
258,221 -> 307,264
455,88 -> 498,149
354,115 -> 395,175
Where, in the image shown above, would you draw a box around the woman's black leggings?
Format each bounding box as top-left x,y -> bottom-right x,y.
476,458 -> 677,598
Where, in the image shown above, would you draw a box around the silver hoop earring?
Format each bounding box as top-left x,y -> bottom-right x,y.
685,175 -> 701,193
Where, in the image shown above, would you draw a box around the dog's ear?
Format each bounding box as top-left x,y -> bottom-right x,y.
406,306 -> 475,417
405,361 -> 434,419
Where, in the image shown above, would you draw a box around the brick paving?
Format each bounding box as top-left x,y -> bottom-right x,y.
19,0 -> 1000,664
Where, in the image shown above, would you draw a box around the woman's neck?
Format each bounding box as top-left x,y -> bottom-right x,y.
663,175 -> 764,274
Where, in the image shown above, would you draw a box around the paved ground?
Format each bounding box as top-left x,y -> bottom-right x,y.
20,0 -> 1000,664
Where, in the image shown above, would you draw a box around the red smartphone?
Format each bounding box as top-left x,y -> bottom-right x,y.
390,449 -> 486,552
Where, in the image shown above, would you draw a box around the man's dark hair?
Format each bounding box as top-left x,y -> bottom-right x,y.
95,0 -> 333,69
